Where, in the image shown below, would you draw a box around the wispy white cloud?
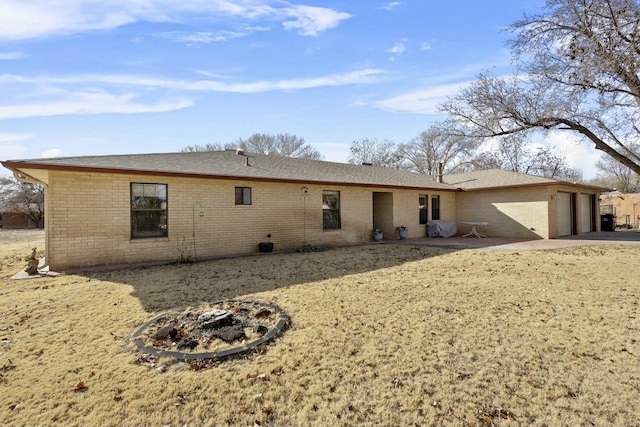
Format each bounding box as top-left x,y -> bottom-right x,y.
0,69 -> 384,119
0,51 -> 27,60
0,132 -> 31,143
370,82 -> 471,114
0,133 -> 31,161
387,39 -> 407,61
0,68 -> 384,93
380,2 -> 402,11
281,5 -> 350,36
40,148 -> 64,158
0,0 -> 350,41
387,41 -> 406,55
0,144 -> 28,163
0,90 -> 193,120
420,41 -> 432,51
154,30 -> 251,44
186,69 -> 383,92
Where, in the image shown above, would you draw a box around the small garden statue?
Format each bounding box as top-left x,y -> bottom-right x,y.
24,247 -> 39,275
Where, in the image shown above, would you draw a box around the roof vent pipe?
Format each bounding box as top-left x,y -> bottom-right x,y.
245,156 -> 250,167
436,162 -> 443,183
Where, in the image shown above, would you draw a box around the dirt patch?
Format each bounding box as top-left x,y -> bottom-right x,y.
132,300 -> 289,363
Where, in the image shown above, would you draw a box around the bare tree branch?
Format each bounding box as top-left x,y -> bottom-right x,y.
442,0 -> 640,176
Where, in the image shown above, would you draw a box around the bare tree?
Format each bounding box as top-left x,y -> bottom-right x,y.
527,147 -> 584,181
595,142 -> 640,191
347,138 -> 402,167
398,122 -> 480,175
181,142 -> 235,152
237,133 -> 323,160
0,176 -> 45,228
181,133 -> 322,160
441,0 -> 640,175
470,134 -> 582,180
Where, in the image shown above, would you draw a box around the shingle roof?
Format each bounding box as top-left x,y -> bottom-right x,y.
444,169 -> 566,190
2,150 -> 455,190
2,151 -> 606,192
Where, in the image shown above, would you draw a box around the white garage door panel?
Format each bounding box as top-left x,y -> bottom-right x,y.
557,192 -> 573,236
579,194 -> 592,233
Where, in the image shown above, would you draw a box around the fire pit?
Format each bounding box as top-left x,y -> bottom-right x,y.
131,300 -> 289,362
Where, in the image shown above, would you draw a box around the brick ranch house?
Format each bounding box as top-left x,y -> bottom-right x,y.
1,150 -> 605,270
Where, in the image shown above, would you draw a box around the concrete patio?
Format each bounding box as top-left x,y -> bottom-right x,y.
386,229 -> 640,251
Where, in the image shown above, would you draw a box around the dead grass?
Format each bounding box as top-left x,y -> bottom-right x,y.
1,229 -> 639,426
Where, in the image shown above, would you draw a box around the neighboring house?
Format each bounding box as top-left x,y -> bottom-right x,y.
0,200 -> 44,229
1,150 -> 605,270
599,192 -> 640,229
0,208 -> 43,229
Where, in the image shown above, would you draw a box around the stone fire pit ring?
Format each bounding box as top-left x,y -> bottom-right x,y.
131,300 -> 290,361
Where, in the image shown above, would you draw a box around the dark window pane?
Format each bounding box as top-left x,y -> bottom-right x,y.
235,187 -> 252,205
131,211 -> 168,238
431,195 -> 440,220
419,195 -> 428,225
323,190 -> 341,229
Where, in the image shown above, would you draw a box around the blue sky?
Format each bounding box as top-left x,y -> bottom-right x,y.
0,0 -> 601,178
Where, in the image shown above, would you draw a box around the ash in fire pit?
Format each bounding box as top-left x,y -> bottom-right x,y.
131,300 -> 289,362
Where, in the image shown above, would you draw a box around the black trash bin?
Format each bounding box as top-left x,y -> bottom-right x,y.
600,214 -> 615,231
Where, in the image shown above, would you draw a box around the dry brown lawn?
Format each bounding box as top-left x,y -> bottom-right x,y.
1,229 -> 639,427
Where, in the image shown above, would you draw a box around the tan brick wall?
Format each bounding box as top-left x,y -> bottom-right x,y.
44,171 -> 457,269
456,187 -> 550,238
456,185 -> 602,239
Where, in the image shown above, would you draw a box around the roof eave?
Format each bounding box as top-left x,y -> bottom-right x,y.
1,160 -> 457,192
456,181 -> 608,192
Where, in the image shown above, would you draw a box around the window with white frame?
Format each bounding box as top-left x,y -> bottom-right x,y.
131,183 -> 168,238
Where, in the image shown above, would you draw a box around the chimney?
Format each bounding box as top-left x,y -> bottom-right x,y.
436,162 -> 443,183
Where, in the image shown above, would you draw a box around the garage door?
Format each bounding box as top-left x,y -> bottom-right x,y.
557,192 -> 573,236
579,194 -> 593,233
